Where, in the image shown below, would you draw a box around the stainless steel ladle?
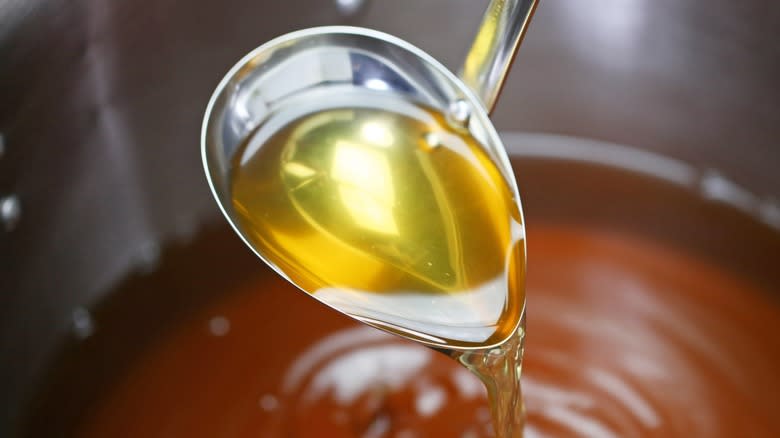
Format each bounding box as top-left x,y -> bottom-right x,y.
201,0 -> 537,349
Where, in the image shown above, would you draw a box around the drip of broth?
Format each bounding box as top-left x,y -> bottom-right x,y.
228,98 -> 526,435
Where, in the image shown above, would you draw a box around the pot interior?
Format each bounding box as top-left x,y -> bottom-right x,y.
20,135 -> 780,437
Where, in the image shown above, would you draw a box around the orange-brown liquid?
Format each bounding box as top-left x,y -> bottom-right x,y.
48,224 -> 779,437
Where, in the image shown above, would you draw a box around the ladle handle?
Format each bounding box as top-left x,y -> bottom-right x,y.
459,0 -> 538,114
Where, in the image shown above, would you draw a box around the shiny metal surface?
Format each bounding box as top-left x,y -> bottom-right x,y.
201,26 -> 521,347
460,0 -> 537,112
202,26 -> 506,201
0,0 -> 778,434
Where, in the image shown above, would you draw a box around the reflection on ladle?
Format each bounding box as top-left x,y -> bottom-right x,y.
202,1 -> 537,436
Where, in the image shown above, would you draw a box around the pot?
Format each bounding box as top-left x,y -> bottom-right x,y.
1,0 -> 777,435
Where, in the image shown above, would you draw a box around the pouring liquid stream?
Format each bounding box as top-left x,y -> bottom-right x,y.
229,93 -> 527,436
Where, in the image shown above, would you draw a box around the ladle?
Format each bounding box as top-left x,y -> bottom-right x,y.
201,0 -> 537,350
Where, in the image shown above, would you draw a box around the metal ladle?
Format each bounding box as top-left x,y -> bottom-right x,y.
201,0 -> 537,349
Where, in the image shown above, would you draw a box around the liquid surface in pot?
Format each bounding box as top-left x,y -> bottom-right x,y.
22,150 -> 780,437
42,224 -> 778,437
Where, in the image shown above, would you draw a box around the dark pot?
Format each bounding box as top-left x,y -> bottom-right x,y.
1,0 -> 777,435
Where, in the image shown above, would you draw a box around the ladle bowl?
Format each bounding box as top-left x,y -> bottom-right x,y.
201,26 -> 525,348
202,25 -> 518,227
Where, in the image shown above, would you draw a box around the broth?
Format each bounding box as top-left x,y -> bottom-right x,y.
22,149 -> 780,437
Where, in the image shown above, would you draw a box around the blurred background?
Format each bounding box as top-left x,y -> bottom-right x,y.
0,0 -> 778,435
